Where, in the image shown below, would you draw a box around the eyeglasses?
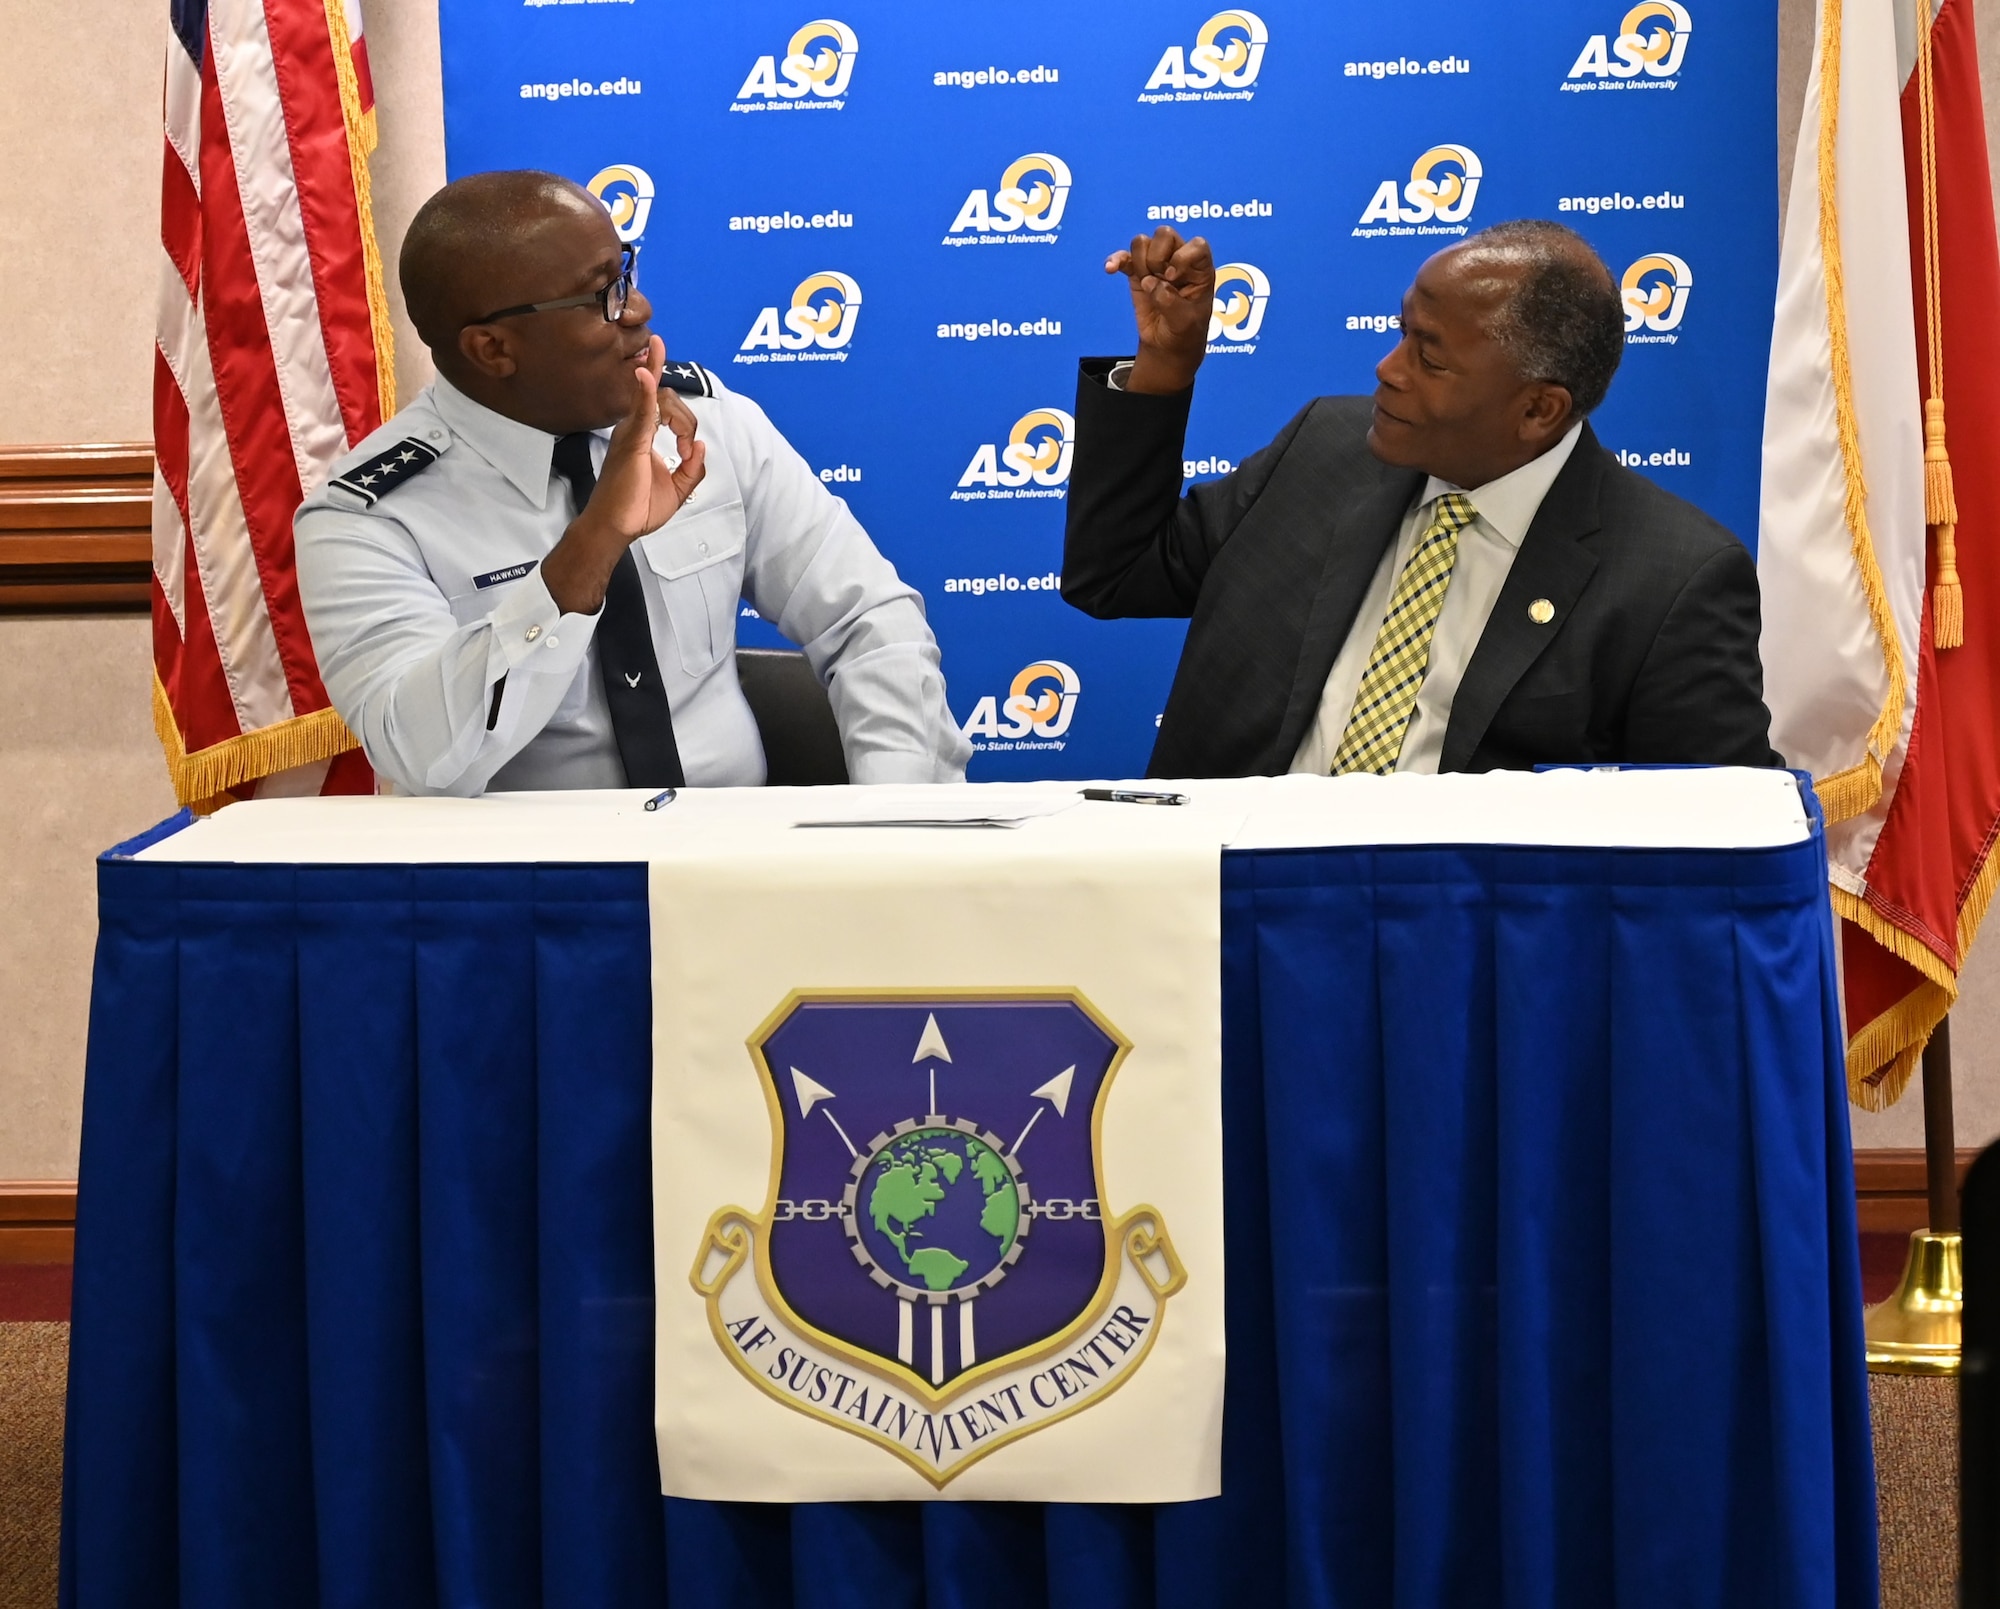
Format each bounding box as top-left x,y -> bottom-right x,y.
465,244 -> 640,328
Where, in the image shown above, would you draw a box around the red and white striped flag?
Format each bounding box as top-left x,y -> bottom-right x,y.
1758,0 -> 2000,1107
152,0 -> 394,807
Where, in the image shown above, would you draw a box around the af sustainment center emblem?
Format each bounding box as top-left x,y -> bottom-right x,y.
691,992 -> 1186,1485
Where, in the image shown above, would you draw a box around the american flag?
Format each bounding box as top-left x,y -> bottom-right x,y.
153,0 -> 393,807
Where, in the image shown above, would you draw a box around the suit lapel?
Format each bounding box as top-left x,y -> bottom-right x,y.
1439,428 -> 1606,772
1267,467 -> 1423,768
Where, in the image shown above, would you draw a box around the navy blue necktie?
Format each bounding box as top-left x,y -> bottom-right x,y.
551,432 -> 686,789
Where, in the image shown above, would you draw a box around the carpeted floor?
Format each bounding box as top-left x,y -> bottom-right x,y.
0,1324 -> 65,1609
0,1252 -> 1966,1608
1873,1374 -> 1958,1609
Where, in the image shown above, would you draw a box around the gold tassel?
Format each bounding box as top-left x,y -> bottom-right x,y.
1914,0 -> 1964,652
1926,397 -> 1964,647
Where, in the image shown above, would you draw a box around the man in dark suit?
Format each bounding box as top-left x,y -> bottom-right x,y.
1061,219 -> 1779,778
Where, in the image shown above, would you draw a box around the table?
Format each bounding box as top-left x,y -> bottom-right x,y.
59,774 -> 1877,1608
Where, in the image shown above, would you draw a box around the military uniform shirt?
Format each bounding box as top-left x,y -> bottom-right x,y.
295,368 -> 971,795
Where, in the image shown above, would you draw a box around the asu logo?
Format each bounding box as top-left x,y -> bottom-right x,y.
962,661 -> 1081,744
1207,262 -> 1270,353
946,153 -> 1073,245
956,408 -> 1075,495
1140,10 -> 1268,100
587,164 -> 654,243
692,996 -> 1180,1483
1566,2 -> 1692,85
732,18 -> 859,109
738,272 -> 862,360
1622,252 -> 1693,340
1357,144 -> 1483,230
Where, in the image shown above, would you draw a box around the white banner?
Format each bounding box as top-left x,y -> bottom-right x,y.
650,797 -> 1229,1501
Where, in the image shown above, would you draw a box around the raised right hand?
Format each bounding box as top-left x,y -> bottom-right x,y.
1105,226 -> 1214,394
541,335 -> 708,615
585,335 -> 707,542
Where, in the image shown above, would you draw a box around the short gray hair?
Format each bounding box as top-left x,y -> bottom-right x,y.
1455,220 -> 1624,417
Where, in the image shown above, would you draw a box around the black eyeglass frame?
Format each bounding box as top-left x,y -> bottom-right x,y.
464,244 -> 639,328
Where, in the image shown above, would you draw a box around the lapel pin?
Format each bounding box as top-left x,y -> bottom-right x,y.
1529,598 -> 1555,625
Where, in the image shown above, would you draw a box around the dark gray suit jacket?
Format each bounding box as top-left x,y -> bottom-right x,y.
1060,361 -> 1780,777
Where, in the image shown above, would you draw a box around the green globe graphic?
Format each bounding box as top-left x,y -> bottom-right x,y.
855,1126 -> 1022,1294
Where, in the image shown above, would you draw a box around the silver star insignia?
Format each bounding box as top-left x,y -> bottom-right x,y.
398,450 -> 419,464
358,472 -> 379,485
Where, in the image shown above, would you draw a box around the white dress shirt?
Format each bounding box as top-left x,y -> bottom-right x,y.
1289,423 -> 1583,775
295,370 -> 970,795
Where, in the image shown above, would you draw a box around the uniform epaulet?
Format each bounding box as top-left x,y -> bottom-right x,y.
328,437 -> 443,507
660,360 -> 716,398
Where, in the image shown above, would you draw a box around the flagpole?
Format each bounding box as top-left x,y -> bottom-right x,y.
1923,1016 -> 1960,1234
1865,1014 -> 1964,1373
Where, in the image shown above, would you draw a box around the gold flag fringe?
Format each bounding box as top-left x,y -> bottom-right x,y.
1809,0 -> 1910,825
323,0 -> 398,425
1814,765 -> 1884,827
153,674 -> 361,812
1836,827 -> 2000,1107
1915,0 -> 1963,649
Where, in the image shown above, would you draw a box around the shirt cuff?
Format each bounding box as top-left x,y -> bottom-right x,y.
487,568 -> 597,677
848,746 -> 964,785
1106,361 -> 1135,392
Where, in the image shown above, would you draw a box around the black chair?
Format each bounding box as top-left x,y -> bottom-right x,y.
736,647 -> 849,786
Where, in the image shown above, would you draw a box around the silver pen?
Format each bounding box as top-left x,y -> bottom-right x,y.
1079,788 -> 1189,806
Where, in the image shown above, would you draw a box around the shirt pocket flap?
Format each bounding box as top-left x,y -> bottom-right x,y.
639,501 -> 747,581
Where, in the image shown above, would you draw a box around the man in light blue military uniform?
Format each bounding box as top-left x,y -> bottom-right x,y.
295,170 -> 970,795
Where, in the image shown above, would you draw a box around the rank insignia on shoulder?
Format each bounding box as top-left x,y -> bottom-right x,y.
329,438 -> 442,507
659,360 -> 716,398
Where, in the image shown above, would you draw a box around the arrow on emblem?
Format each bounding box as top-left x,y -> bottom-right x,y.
912,1012 -> 952,1119
1008,1066 -> 1076,1156
912,1013 -> 952,1063
790,1067 -> 857,1158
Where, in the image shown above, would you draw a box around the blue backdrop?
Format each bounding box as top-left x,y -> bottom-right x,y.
438,1 -> 1775,779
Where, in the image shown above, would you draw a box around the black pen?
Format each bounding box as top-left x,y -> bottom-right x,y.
643,788 -> 678,811
1080,788 -> 1189,806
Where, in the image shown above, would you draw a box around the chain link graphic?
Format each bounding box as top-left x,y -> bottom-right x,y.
1025,1198 -> 1101,1221
773,1199 -> 848,1222
775,1197 -> 1101,1223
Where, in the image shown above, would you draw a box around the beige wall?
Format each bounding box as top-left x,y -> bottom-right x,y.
0,0 -> 443,1180
0,0 -> 1991,1175
0,0 -> 161,443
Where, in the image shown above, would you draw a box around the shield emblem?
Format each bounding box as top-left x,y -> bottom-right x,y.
691,990 -> 1186,1484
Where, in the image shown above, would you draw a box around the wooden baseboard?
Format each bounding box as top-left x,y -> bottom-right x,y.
1853,1147 -> 1980,1235
0,443 -> 153,612
0,1182 -> 76,1265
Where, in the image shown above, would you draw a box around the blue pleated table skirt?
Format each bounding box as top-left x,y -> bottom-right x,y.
60,831 -> 1876,1608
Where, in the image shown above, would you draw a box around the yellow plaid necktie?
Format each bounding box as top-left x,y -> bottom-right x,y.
1331,491 -> 1477,775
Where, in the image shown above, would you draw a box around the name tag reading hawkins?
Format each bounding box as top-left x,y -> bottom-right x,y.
473,561 -> 537,590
